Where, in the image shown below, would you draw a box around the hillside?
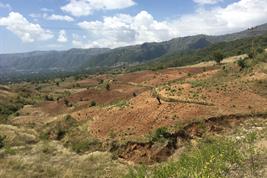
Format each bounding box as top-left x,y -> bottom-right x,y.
83,23 -> 267,67
0,48 -> 110,72
0,23 -> 267,76
0,49 -> 266,177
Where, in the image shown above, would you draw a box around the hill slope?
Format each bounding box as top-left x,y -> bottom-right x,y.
0,48 -> 110,72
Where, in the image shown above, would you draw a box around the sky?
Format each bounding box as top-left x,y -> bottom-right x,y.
0,0 -> 267,53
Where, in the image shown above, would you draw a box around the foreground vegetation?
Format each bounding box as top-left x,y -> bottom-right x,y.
125,131 -> 266,178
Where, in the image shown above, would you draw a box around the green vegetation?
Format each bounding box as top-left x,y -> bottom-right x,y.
125,138 -> 242,178
149,127 -> 170,142
213,51 -> 224,64
129,34 -> 267,72
0,95 -> 36,122
70,138 -> 101,154
40,115 -> 77,141
104,100 -> 129,108
237,59 -> 247,70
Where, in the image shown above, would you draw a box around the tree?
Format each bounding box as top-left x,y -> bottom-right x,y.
213,51 -> 224,64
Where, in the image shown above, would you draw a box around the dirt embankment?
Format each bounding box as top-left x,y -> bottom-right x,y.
112,112 -> 267,164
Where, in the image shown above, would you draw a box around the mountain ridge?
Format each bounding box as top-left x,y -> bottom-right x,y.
0,22 -> 267,73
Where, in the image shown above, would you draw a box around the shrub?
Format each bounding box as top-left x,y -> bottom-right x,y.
90,101 -> 96,107
105,83 -> 110,91
44,95 -> 54,101
0,135 -> 5,149
237,59 -> 247,70
64,99 -> 72,107
150,127 -> 170,142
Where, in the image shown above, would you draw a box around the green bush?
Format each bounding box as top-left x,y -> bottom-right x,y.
150,127 -> 170,142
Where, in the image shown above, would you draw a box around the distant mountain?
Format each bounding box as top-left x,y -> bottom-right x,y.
0,48 -> 110,72
0,22 -> 267,74
85,23 -> 267,67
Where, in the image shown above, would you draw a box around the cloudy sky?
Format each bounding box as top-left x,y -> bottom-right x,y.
0,0 -> 267,53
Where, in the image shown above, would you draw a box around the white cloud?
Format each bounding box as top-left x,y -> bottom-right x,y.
57,30 -> 68,43
46,14 -> 74,22
61,0 -> 136,17
77,11 -> 177,48
0,2 -> 11,10
172,0 -> 267,36
193,0 -> 223,5
75,0 -> 267,48
0,12 -> 53,42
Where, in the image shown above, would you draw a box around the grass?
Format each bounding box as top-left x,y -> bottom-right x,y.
40,115 -> 77,141
0,141 -> 128,178
70,138 -> 101,153
124,137 -> 243,178
101,99 -> 129,109
126,139 -> 243,178
125,116 -> 267,178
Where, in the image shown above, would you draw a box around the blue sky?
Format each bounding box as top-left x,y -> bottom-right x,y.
0,0 -> 267,53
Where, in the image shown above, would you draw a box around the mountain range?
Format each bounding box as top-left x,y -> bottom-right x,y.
0,23 -> 267,74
